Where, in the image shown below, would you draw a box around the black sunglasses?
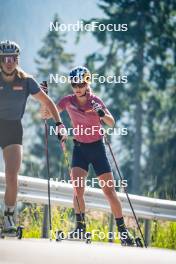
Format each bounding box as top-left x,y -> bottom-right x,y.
71,82 -> 87,89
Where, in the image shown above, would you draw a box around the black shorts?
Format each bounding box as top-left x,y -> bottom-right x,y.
0,119 -> 23,149
72,139 -> 112,177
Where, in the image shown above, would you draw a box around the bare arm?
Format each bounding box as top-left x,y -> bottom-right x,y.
32,90 -> 62,122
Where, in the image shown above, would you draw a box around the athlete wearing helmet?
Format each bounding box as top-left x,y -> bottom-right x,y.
0,40 -> 66,235
42,66 -> 134,246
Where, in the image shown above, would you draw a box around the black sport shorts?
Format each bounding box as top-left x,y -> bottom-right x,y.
0,119 -> 23,149
72,139 -> 112,176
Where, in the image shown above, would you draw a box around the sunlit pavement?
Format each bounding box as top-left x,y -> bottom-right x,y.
0,239 -> 176,264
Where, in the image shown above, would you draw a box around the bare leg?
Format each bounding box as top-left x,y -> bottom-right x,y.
98,172 -> 123,218
3,144 -> 22,206
71,167 -> 87,213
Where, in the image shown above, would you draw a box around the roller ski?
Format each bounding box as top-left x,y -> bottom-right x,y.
56,223 -> 92,244
0,210 -> 24,239
120,230 -> 143,247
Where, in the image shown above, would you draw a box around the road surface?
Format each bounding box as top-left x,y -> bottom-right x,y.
0,239 -> 176,264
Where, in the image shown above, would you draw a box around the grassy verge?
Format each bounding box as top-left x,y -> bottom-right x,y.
1,203 -> 175,249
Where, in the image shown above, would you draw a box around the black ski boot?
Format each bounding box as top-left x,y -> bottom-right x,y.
120,229 -> 135,246
68,222 -> 86,240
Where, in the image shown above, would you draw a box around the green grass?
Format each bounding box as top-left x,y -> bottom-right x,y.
18,205 -> 114,242
8,204 -> 176,249
151,220 -> 176,249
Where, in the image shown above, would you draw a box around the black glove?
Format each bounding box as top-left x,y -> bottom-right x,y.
91,100 -> 105,117
56,122 -> 67,141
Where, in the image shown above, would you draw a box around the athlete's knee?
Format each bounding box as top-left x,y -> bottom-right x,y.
103,186 -> 117,199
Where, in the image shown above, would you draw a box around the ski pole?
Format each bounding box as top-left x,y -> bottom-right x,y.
90,100 -> 146,247
41,81 -> 52,241
60,141 -> 85,225
104,135 -> 147,248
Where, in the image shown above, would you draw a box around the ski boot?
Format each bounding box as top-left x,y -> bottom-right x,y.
68,223 -> 91,243
2,210 -> 17,236
68,222 -> 86,240
120,229 -> 135,246
0,210 -> 23,239
56,223 -> 91,243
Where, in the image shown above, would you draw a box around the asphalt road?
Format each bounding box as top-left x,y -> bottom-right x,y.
0,239 -> 176,264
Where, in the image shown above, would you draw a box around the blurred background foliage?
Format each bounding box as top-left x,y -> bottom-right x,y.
21,0 -> 176,200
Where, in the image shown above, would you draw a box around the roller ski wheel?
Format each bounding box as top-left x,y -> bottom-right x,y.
17,226 -> 24,239
135,237 -> 143,247
121,236 -> 143,248
56,230 -> 64,241
121,239 -> 135,247
85,232 -> 92,244
56,229 -> 92,244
